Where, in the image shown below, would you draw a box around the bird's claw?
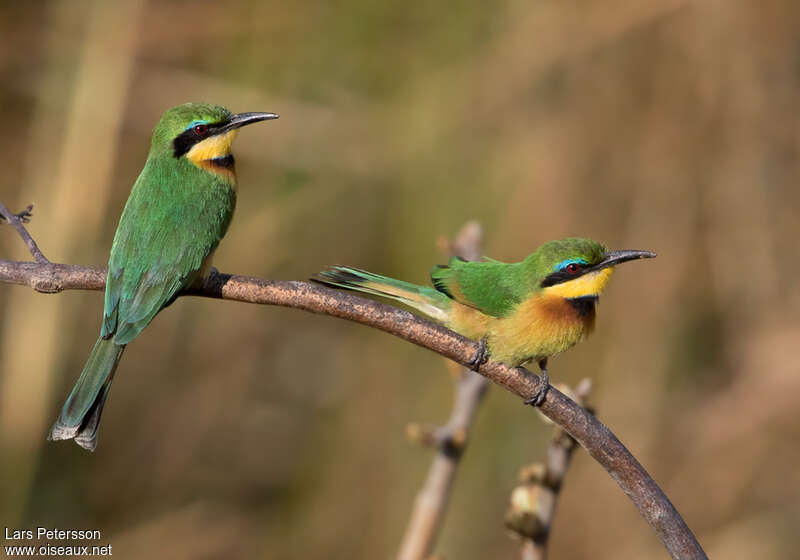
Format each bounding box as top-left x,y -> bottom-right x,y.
467,337 -> 489,371
524,360 -> 550,406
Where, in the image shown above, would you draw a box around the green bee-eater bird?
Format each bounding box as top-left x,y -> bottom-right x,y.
313,238 -> 655,404
49,102 -> 278,451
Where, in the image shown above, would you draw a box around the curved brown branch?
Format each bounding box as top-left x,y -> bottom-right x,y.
0,258 -> 706,559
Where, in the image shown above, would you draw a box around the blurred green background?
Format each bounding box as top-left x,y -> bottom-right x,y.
1,0 -> 799,558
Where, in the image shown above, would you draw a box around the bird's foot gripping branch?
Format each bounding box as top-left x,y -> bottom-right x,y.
466,336 -> 489,370
0,201 -> 706,559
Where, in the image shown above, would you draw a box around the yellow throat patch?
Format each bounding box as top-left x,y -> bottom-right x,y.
543,267 -> 615,299
185,130 -> 238,181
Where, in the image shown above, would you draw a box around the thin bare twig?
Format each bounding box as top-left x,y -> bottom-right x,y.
506,379 -> 593,560
0,204 -> 33,224
0,221 -> 707,560
0,203 -> 49,264
398,222 -> 490,560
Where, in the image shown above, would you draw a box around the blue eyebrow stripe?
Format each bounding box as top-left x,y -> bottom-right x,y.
185,119 -> 209,130
555,258 -> 587,271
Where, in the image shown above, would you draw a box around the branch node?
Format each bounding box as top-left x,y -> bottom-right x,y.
0,204 -> 34,224
405,423 -> 468,456
506,379 -> 596,557
518,463 -> 546,485
31,270 -> 64,293
405,422 -> 439,447
505,481 -> 554,541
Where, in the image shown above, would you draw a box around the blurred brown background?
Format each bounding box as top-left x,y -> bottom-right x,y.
1,0 -> 799,558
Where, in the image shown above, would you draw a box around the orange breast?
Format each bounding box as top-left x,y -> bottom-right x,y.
485,293 -> 595,366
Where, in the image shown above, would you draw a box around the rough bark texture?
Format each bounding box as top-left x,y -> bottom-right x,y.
0,258 -> 706,559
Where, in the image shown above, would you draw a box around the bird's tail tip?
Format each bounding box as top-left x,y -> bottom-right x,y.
310,265 -> 370,287
48,421 -> 99,452
48,422 -> 79,442
48,337 -> 122,453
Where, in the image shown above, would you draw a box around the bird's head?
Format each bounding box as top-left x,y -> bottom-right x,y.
527,238 -> 655,300
149,102 -> 278,176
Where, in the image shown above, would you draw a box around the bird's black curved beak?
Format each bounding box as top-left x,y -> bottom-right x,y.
592,249 -> 657,271
222,112 -> 279,133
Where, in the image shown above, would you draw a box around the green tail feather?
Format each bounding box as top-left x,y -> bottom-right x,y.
312,265 -> 451,322
49,337 -> 125,452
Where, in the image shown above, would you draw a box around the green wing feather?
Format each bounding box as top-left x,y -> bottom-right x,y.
102,157 -> 235,344
430,257 -> 526,317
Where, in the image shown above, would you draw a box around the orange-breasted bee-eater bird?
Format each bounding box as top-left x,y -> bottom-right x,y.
313,238 -> 655,405
49,102 -> 278,451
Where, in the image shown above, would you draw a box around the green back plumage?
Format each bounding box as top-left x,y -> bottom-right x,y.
102,124 -> 235,344
429,238 -> 608,317
316,238 -> 610,323
430,258 -> 525,317
314,237 -> 651,376
50,101 -> 277,451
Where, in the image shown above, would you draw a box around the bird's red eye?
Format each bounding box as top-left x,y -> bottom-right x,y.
566,263 -> 580,274
193,124 -> 208,136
